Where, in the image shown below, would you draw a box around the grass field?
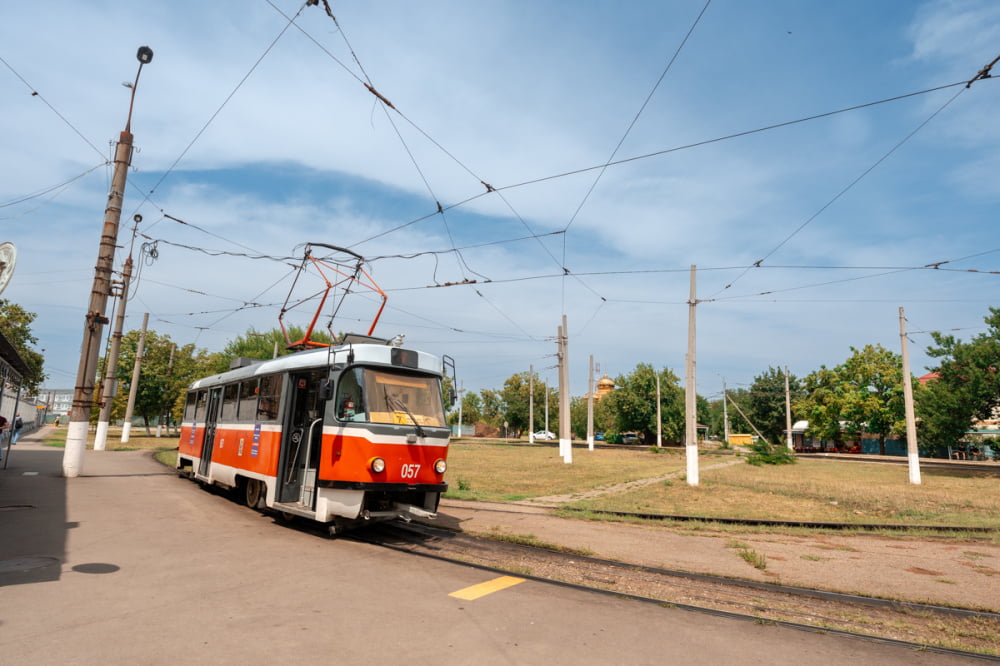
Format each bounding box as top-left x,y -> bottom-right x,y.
445,441 -> 1000,530
444,441 -> 686,501
41,427 -> 180,453
565,457 -> 1000,528
44,428 -> 1000,530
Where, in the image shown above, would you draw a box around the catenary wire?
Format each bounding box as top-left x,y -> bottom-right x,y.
140,3 -> 308,204
709,83 -> 973,298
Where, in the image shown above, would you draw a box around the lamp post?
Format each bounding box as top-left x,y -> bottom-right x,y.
656,371 -> 662,448
64,46 -> 153,478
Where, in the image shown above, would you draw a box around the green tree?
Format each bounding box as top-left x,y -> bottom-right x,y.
495,370 -> 558,436
451,390 -> 482,427
209,326 -> 335,374
796,345 -> 906,455
602,364 -> 684,444
716,387 -> 752,439
745,367 -> 801,446
478,389 -> 504,429
795,366 -> 843,444
918,307 -> 1000,449
111,330 -> 212,433
0,299 -> 46,393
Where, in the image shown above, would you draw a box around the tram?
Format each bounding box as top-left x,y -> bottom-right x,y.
178,336 -> 454,534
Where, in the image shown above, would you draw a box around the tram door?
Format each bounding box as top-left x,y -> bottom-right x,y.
277,370 -> 326,505
198,387 -> 222,477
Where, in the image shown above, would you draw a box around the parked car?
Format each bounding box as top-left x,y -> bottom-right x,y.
594,432 -> 605,441
621,432 -> 640,444
533,430 -> 556,440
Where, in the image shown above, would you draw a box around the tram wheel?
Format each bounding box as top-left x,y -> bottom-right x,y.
245,479 -> 263,508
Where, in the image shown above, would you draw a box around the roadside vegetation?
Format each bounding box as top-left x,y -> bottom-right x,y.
446,441 -> 1000,530
42,426 -> 179,461
444,440 -> 686,502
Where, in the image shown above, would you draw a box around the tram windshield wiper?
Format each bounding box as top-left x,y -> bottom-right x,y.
384,389 -> 426,438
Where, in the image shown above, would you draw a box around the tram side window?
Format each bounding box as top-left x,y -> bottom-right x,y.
185,390 -> 208,422
336,368 -> 368,422
257,374 -> 281,422
183,392 -> 198,422
237,379 -> 258,422
220,383 -> 239,421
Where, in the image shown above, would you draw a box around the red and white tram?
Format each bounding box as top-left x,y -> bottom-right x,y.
178,337 -> 453,534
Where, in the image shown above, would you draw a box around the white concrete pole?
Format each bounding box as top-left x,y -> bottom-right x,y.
544,380 -> 549,435
121,313 -> 149,444
785,366 -> 794,451
587,355 -> 594,450
722,378 -> 730,445
457,382 -> 464,438
529,365 -> 535,444
656,371 -> 662,448
559,315 -> 572,463
899,307 -> 921,485
95,257 -> 133,451
685,265 -> 698,486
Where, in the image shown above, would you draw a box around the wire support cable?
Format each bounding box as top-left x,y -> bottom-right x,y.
562,0 -> 711,236
0,54 -> 107,160
344,78 -> 985,259
709,84 -> 971,298
142,3 -> 308,202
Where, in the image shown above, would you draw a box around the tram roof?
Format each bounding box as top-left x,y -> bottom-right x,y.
188,343 -> 442,390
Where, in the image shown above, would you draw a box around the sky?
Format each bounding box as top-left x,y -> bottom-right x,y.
1,0 -> 999,401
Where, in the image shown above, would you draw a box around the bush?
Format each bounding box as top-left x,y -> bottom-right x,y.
745,439 -> 796,466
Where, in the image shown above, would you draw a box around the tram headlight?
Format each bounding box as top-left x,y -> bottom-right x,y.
434,459 -> 447,474
369,457 -> 386,474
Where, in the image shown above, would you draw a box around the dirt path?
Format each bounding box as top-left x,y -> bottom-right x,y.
436,497 -> 1000,613
519,457 -> 745,505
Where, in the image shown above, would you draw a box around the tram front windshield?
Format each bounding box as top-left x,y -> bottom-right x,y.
337,367 -> 446,428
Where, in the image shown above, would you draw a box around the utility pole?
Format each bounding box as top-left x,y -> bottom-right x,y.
656,371 -> 662,448
558,315 -> 571,463
544,379 -> 549,435
64,46 -> 153,478
722,377 -> 730,445
784,366 -> 794,451
457,381 -> 464,438
529,364 -> 535,444
94,256 -> 133,451
899,307 -> 921,485
121,313 -> 149,444
685,265 -> 698,486
587,355 -> 594,450
157,342 -> 175,437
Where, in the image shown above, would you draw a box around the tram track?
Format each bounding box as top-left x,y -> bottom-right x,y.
554,506 -> 1000,534
352,521 -> 1000,659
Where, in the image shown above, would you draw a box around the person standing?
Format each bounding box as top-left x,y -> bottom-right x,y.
11,414 -> 23,444
0,415 -> 8,461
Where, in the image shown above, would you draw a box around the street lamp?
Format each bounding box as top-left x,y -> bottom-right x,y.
63,46 -> 153,478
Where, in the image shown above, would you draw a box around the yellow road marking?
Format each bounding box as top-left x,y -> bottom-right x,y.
449,575 -> 526,600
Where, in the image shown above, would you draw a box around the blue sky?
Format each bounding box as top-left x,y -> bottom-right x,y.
1,0 -> 998,400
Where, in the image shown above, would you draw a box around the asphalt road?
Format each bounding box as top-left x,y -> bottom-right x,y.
0,435 -> 976,665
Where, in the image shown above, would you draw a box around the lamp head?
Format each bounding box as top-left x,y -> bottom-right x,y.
136,46 -> 153,64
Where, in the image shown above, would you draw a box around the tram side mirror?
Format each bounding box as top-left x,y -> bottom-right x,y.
319,379 -> 335,401
449,387 -> 457,408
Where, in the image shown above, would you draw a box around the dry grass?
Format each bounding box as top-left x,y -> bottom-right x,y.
42,426 -> 180,452
568,458 -> 1000,528
444,441 -> 686,501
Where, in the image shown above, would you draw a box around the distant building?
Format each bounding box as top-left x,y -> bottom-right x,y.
40,388 -> 74,420
596,374 -> 615,400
